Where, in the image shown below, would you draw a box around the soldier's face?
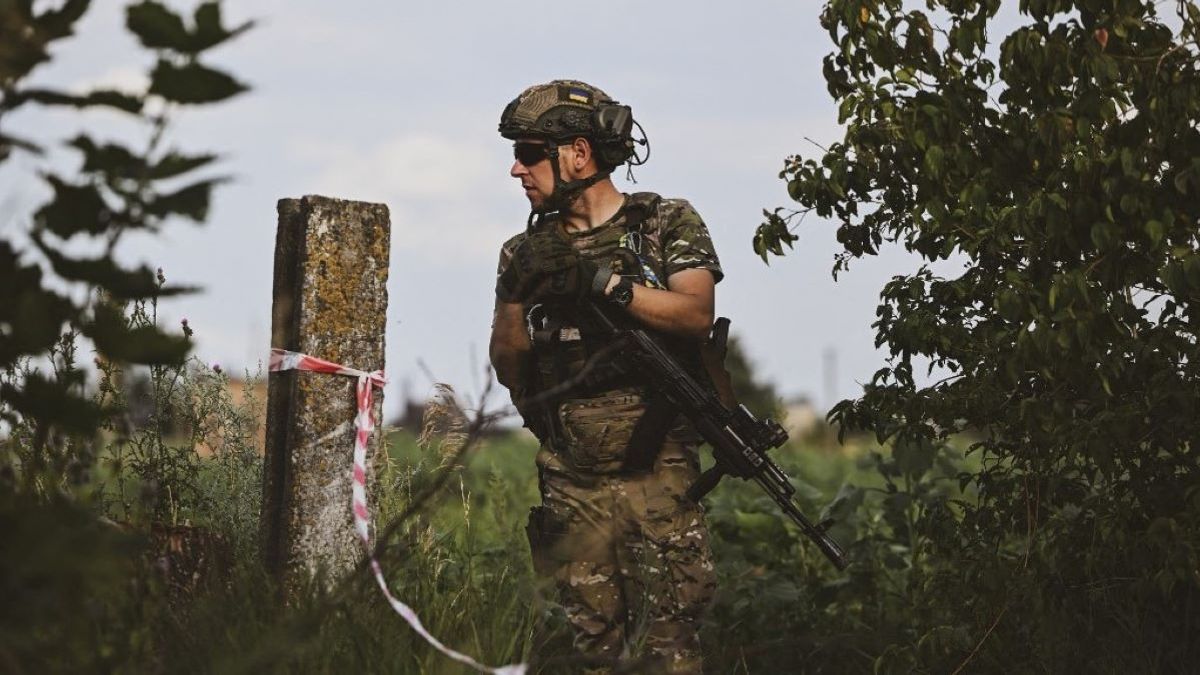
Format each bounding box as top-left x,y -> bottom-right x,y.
510,139 -> 560,209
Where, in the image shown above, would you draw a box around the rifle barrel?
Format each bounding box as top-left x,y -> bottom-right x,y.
754,474 -> 849,570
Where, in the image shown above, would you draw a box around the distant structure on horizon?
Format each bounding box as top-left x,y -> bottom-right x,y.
783,397 -> 821,441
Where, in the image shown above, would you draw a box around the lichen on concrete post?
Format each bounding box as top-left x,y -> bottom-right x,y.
262,195 -> 390,593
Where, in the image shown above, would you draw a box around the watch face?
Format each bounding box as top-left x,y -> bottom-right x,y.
611,279 -> 634,307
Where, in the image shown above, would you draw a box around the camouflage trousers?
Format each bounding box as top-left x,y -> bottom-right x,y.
527,439 -> 717,674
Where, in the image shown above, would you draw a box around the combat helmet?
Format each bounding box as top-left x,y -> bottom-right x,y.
499,79 -> 647,215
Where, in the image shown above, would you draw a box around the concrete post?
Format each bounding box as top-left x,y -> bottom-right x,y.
262,195 -> 390,592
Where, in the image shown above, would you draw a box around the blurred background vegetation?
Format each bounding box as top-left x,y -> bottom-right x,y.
3,0 -> 1199,673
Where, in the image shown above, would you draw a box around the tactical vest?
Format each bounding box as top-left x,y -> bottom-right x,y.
521,192 -> 703,466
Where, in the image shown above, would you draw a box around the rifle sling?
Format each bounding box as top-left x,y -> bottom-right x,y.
620,394 -> 679,473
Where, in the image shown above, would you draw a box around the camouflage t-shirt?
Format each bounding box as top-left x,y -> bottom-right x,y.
494,192 -> 721,466
495,192 -> 722,291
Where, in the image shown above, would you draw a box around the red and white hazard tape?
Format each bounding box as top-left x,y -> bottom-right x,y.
269,348 -> 526,675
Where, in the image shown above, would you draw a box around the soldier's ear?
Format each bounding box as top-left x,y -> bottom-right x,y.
570,137 -> 593,171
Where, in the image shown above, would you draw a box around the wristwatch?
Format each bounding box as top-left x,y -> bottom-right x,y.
607,277 -> 635,309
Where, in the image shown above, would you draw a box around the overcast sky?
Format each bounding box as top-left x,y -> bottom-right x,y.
4,0 -> 990,419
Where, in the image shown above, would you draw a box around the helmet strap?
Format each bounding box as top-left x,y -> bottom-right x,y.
534,143 -> 612,218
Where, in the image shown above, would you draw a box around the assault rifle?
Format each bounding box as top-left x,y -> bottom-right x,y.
585,301 -> 849,570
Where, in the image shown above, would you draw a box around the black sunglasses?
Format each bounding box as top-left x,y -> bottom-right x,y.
513,142 -> 551,166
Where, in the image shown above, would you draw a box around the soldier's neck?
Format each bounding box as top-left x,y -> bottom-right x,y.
560,180 -> 625,234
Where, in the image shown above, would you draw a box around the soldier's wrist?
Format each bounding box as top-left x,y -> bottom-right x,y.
606,276 -> 635,308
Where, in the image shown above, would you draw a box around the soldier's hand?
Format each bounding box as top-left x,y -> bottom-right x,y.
497,230 -> 606,304
496,230 -> 577,302
523,255 -> 603,304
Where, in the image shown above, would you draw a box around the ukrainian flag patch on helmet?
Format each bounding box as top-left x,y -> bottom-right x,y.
565,86 -> 592,104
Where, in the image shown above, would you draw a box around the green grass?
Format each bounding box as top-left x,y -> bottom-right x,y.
4,415 -> 979,674
379,427 -> 901,673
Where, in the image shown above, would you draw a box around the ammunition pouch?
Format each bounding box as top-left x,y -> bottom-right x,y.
555,389 -> 648,473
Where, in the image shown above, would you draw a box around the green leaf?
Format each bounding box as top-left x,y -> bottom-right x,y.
145,177 -> 227,222
1090,222 -> 1117,251
127,0 -> 253,54
149,59 -> 247,104
32,0 -> 90,41
148,150 -> 218,179
0,131 -> 44,157
1,288 -> 75,364
820,483 -> 866,523
733,509 -> 789,541
752,229 -> 768,263
0,373 -> 104,435
74,89 -> 143,112
32,233 -> 196,300
997,289 -> 1023,321
838,96 -> 855,124
67,135 -> 145,177
924,146 -> 945,177
126,1 -> 190,50
34,175 -> 113,238
189,2 -> 254,53
787,178 -> 803,201
1160,262 -> 1185,293
69,136 -> 218,182
83,303 -> 191,366
955,24 -> 974,54
1184,256 -> 1200,288
1145,219 -> 1165,247
893,435 -> 936,477
4,88 -> 142,113
0,243 -> 77,366
1120,148 -> 1135,177
882,491 -> 913,536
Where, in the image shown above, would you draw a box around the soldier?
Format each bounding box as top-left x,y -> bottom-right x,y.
489,80 -> 722,674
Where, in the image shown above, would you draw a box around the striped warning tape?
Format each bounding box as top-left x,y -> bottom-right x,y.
269,348 -> 526,675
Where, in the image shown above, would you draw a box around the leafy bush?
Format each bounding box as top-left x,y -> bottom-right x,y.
1,1 -> 250,464
1,4 -> 257,669
756,0 -> 1200,671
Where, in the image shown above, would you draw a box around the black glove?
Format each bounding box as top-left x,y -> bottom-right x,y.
497,230 -> 607,304
496,230 -> 577,302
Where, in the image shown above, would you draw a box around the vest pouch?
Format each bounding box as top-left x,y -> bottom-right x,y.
556,390 -> 646,473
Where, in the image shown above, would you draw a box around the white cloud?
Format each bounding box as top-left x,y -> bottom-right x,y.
307,134 -> 490,200
293,132 -> 522,260
73,65 -> 149,95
